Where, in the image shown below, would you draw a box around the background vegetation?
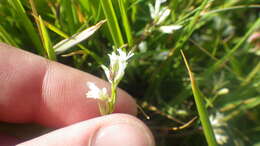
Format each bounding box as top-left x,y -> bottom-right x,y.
0,0 -> 260,145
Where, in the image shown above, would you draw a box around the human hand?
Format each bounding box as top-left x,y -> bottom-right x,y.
0,43 -> 155,146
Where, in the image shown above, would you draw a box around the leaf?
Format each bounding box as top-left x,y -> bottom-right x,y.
8,0 -> 43,54
181,50 -> 218,146
53,20 -> 107,54
100,0 -> 124,48
118,0 -> 133,47
38,16 -> 56,60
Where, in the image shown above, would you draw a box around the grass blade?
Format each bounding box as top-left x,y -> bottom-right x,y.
53,20 -> 107,54
100,0 -> 124,48
181,50 -> 218,146
38,16 -> 56,61
169,0 -> 210,57
118,0 -> 133,47
35,18 -> 102,64
60,0 -> 79,34
7,0 -> 43,55
241,61 -> 260,86
0,25 -> 18,47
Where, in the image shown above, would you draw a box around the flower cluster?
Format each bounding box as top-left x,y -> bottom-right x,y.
86,82 -> 109,101
148,0 -> 182,34
209,112 -> 229,145
86,48 -> 134,115
101,48 -> 134,85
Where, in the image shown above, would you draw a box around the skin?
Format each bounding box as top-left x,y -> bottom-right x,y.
0,43 -> 155,146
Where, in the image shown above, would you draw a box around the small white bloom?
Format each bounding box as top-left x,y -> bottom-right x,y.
101,65 -> 111,82
159,24 -> 182,34
139,41 -> 148,53
148,3 -> 156,19
86,82 -> 109,100
210,112 -> 229,145
217,88 -> 229,95
210,112 -> 227,127
102,48 -> 134,85
149,0 -> 170,25
215,132 -> 229,145
155,0 -> 167,16
157,8 -> 171,25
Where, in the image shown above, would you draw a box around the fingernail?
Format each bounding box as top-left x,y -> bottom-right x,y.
90,123 -> 154,146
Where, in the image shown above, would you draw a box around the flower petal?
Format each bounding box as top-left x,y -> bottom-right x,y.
86,82 -> 108,100
101,65 -> 112,83
148,3 -> 155,19
159,24 -> 182,34
157,8 -> 171,25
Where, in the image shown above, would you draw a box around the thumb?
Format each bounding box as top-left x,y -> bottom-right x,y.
17,114 -> 155,146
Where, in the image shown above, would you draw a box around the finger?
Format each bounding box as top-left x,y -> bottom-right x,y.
17,114 -> 155,146
0,43 -> 137,128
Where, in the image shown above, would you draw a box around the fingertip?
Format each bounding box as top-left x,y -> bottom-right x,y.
18,114 -> 155,146
89,114 -> 154,146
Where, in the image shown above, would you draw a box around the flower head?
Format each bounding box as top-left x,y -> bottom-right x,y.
86,48 -> 134,115
148,0 -> 170,25
210,112 -> 227,127
210,112 -> 229,145
101,48 -> 134,85
86,82 -> 109,100
216,88 -> 229,95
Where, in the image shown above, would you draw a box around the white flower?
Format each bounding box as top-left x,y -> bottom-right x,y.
216,88 -> 229,95
215,131 -> 229,145
159,24 -> 182,34
157,8 -> 171,25
138,41 -> 148,53
101,48 -> 134,85
148,0 -> 170,25
210,112 -> 227,127
155,0 -> 167,16
86,82 -> 109,100
210,112 -> 229,145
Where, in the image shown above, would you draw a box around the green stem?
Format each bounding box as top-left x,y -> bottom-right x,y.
109,83 -> 117,114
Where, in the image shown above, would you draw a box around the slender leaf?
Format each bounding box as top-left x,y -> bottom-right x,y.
118,0 -> 133,47
181,50 -> 218,146
100,0 -> 124,48
0,25 -> 18,47
36,18 -> 102,64
53,20 -> 107,54
38,16 -> 56,60
7,0 -> 43,54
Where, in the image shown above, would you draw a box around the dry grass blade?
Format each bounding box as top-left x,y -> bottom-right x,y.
54,20 -> 107,54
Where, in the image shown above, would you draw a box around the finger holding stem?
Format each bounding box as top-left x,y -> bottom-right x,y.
86,48 -> 134,115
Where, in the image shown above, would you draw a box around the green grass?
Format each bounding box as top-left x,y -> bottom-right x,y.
0,0 -> 260,145
100,0 -> 124,48
181,50 -> 217,146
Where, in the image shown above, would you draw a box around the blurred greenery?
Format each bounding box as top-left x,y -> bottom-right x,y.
0,0 -> 260,145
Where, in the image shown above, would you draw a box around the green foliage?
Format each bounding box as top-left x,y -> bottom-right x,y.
6,0 -> 43,54
181,50 -> 217,146
0,0 -> 260,145
100,0 -> 124,48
